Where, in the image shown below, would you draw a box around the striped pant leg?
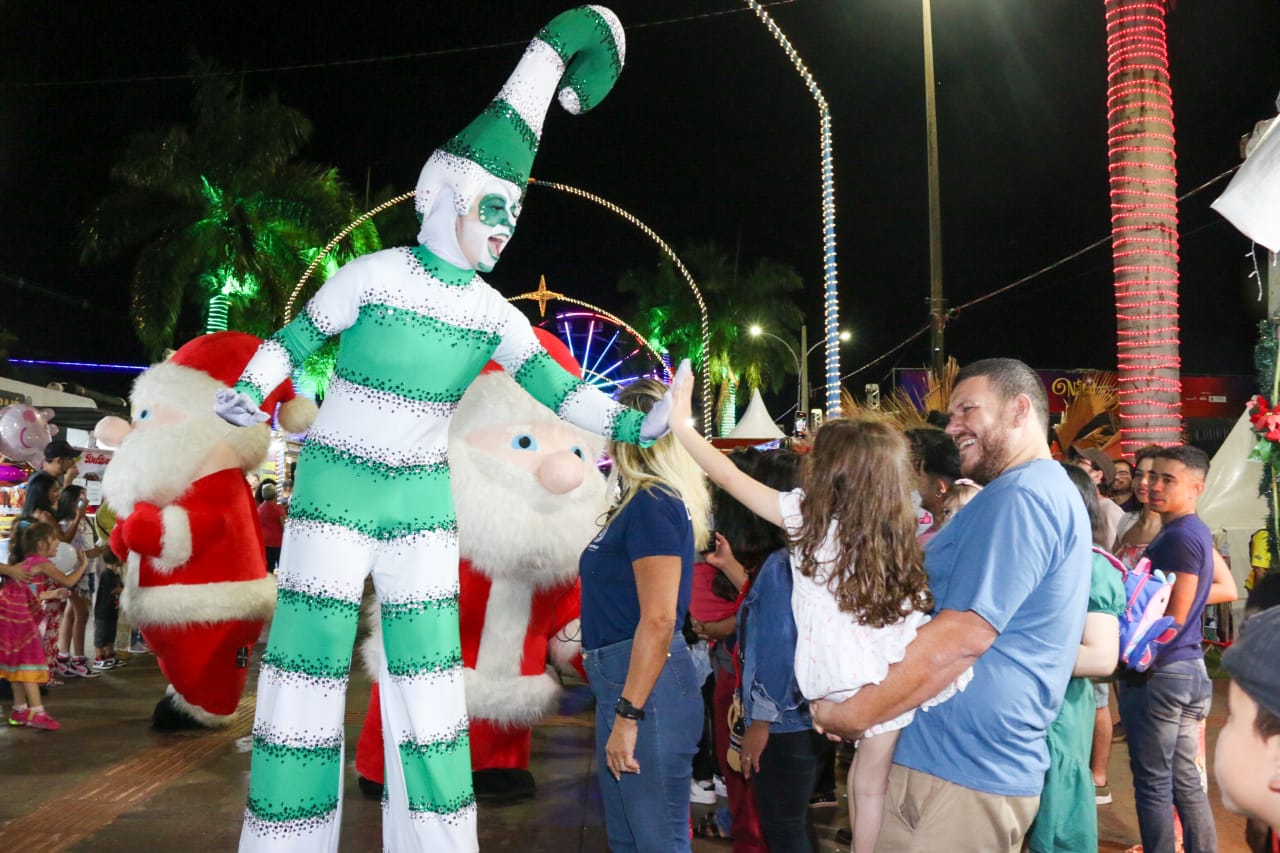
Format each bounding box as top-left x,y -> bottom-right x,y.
240,521 -> 371,853
372,529 -> 477,853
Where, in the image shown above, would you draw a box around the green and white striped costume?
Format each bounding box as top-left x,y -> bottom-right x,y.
236,9 -> 630,848
235,245 -> 643,852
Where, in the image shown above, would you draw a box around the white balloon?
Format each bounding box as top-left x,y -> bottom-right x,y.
52,541 -> 78,574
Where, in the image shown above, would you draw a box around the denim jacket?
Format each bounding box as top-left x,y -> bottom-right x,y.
739,548 -> 812,733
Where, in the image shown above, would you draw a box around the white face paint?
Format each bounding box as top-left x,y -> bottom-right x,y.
456,181 -> 520,272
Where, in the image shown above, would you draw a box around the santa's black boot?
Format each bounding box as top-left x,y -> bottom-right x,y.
151,694 -> 206,731
472,768 -> 536,804
357,776 -> 384,800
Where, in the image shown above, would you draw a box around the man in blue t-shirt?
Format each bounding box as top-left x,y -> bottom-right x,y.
811,358 -> 1091,853
1118,444 -> 1217,853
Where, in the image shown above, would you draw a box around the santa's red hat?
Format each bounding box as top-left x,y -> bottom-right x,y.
478,328 -> 581,379
165,332 -> 317,434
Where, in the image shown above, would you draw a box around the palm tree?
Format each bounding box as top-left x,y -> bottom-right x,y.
80,60 -> 379,357
618,241 -> 805,428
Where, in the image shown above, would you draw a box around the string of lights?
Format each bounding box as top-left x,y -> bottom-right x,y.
529,178 -> 713,437
2,2 -> 797,89
743,0 -> 841,417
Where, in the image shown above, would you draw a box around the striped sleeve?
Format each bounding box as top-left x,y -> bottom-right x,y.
491,301 -> 647,446
233,254 -> 368,403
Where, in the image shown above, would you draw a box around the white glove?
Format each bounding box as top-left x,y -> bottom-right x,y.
639,360 -> 692,442
214,388 -> 269,427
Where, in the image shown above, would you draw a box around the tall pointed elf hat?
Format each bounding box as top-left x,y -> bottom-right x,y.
415,5 -> 625,235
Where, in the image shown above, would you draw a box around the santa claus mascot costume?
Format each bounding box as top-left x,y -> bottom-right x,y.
353,328 -> 607,802
95,331 -> 315,730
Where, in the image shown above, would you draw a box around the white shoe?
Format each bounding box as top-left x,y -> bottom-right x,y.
690,779 -> 717,805
713,775 -> 727,798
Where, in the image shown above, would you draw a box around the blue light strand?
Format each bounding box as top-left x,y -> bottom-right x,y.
744,0 -> 842,417
10,358 -> 148,373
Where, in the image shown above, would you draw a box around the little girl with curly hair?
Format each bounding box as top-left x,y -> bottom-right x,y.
669,372 -> 970,853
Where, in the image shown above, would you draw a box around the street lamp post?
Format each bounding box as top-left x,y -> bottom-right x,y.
751,325 -> 852,427
749,325 -> 803,422
922,0 -> 946,380
803,327 -> 851,419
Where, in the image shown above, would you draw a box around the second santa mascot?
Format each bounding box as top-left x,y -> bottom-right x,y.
356,329 -> 607,801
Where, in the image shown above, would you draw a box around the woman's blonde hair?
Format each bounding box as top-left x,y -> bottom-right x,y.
792,416 -> 932,628
606,379 -> 711,551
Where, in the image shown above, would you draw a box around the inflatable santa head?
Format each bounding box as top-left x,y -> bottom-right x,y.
97,331 -> 316,515
449,328 -> 608,590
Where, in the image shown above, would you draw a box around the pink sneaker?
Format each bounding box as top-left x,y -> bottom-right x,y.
27,710 -> 60,731
8,707 -> 30,726
68,658 -> 99,679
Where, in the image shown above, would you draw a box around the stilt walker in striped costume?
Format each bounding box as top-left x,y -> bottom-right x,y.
222,7 -> 665,852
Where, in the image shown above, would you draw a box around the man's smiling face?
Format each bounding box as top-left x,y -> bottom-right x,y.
945,376 -> 1016,485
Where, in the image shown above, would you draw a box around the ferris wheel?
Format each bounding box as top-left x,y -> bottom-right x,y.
541,309 -> 670,397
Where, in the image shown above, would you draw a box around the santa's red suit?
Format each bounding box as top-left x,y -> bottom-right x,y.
355,329 -> 604,798
111,469 -> 271,720
97,331 -> 315,728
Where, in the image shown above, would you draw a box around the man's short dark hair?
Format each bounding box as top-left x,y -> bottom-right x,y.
906,427 -> 961,480
43,439 -> 79,463
955,358 -> 1049,430
1133,444 -> 1163,466
1154,444 -> 1210,479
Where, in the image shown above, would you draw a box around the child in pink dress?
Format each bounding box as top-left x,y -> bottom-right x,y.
1,519 -> 71,730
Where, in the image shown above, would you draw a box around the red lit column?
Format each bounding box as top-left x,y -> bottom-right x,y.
1105,0 -> 1183,452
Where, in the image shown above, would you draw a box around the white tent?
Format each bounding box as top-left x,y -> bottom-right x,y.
725,389 -> 785,440
1199,407 -> 1269,617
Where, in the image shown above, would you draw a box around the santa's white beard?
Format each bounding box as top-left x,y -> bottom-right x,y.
102,416 -> 267,516
449,440 -> 608,591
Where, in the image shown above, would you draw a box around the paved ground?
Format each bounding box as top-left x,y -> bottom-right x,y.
0,612 -> 1253,852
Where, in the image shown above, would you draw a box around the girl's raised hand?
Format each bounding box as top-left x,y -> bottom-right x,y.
668,359 -> 694,432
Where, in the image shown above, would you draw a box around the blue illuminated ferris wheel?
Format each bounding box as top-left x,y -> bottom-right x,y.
541,309 -> 670,397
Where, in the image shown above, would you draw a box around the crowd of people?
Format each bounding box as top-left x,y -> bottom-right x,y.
581,356 -> 1280,853
4,356 -> 1280,853
0,442 -> 150,732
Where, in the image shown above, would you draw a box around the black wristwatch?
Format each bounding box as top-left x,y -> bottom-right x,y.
615,697 -> 645,721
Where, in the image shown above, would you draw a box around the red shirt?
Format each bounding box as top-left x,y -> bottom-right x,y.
257,500 -> 285,548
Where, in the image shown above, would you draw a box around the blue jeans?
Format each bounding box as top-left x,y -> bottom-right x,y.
1118,657 -> 1217,853
585,634 -> 702,853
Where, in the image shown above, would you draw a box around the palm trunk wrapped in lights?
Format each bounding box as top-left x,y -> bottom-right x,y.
1104,0 -> 1183,453
743,0 -> 842,417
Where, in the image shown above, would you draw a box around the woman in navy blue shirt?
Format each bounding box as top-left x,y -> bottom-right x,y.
579,378 -> 711,852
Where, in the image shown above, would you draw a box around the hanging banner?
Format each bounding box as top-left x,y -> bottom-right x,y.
894,369 -> 1255,419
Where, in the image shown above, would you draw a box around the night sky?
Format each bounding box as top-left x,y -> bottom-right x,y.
2,1 -> 1278,404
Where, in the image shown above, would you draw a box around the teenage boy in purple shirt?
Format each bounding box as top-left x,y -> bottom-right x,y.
1117,444 -> 1218,853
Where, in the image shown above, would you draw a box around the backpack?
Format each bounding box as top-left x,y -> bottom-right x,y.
1096,547 -> 1179,672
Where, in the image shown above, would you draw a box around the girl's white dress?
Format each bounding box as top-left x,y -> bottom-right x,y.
781,489 -> 972,738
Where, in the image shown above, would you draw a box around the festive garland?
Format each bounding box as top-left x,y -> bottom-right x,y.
1249,317 -> 1280,569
